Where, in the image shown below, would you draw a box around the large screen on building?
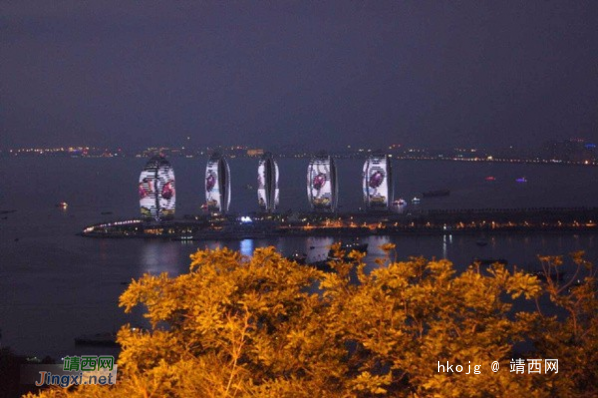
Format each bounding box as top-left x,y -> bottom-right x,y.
307,157 -> 334,210
139,169 -> 157,219
205,159 -> 222,212
157,163 -> 175,218
139,156 -> 176,220
363,155 -> 390,210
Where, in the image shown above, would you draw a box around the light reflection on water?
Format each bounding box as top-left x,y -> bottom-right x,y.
2,224 -> 597,360
240,239 -> 254,257
2,157 -> 598,360
141,242 -> 181,275
305,237 -> 334,263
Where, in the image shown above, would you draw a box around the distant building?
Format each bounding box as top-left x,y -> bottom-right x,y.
542,138 -> 596,163
247,149 -> 265,157
139,155 -> 176,221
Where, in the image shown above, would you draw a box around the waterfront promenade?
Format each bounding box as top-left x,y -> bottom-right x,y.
80,206 -> 598,240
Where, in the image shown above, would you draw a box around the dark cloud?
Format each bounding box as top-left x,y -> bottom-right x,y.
2,1 -> 598,149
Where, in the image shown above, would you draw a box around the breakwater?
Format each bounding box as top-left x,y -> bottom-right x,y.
80,207 -> 598,240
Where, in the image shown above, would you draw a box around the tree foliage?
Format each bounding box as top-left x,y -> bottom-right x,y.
27,246 -> 597,397
527,253 -> 598,397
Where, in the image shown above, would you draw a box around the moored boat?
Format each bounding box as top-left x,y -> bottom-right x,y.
286,252 -> 307,265
392,198 -> 407,207
422,189 -> 450,198
476,238 -> 488,247
471,258 -> 508,266
328,241 -> 368,258
531,270 -> 566,282
74,332 -> 117,346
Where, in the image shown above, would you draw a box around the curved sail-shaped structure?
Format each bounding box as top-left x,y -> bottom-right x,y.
205,152 -> 231,213
363,153 -> 393,211
139,155 -> 176,221
257,153 -> 279,212
307,153 -> 338,212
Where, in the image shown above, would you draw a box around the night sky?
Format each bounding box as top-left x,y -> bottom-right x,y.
2,2 -> 598,150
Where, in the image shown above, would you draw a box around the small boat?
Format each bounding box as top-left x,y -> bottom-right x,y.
485,176 -> 496,181
532,270 -> 566,282
422,189 -> 450,198
244,184 -> 254,190
74,332 -> 118,346
476,238 -> 488,247
568,279 -> 583,292
286,252 -> 307,265
200,203 -> 208,210
55,202 -> 68,209
172,236 -> 196,241
328,242 -> 368,258
472,258 -> 508,266
392,198 -> 407,207
516,177 -> 527,183
411,197 -> 421,204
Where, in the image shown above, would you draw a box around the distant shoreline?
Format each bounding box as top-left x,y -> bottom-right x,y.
2,155 -> 597,168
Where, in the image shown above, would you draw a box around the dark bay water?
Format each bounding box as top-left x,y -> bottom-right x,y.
1,157 -> 597,358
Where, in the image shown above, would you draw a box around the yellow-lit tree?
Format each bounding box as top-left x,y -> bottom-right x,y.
527,252 -> 598,397
27,246 -> 597,397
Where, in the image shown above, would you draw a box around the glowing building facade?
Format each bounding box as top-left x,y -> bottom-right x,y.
139,155 -> 176,221
257,153 -> 279,212
307,153 -> 338,212
205,153 -> 231,213
363,153 -> 393,211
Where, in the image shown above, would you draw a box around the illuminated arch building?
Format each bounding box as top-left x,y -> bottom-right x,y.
205,152 -> 231,213
257,152 -> 279,212
307,152 -> 338,212
363,153 -> 393,211
139,155 -> 176,221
